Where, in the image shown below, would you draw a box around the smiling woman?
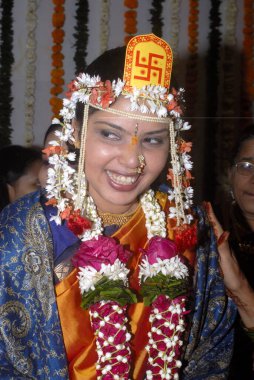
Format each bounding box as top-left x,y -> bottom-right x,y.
0,34 -> 237,380
219,124 -> 254,379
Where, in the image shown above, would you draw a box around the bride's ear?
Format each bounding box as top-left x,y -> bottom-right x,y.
71,118 -> 81,149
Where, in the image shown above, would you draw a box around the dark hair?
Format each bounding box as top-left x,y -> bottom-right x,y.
0,145 -> 42,211
230,124 -> 254,165
86,46 -> 126,81
43,122 -> 63,146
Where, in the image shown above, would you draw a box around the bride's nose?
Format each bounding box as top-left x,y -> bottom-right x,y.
118,143 -> 141,170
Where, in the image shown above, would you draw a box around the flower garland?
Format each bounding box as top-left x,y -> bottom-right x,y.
149,0 -> 165,38
218,0 -> 238,183
0,0 -> 14,147
139,237 -> 189,379
169,0 -> 181,72
72,235 -> 136,379
50,0 -> 65,118
241,0 -> 254,121
185,0 -> 199,121
73,0 -> 89,74
100,0 -> 109,53
24,0 -> 38,146
124,0 -> 138,45
204,0 -> 222,203
70,191 -> 190,379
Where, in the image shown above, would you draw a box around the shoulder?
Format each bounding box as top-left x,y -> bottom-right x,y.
0,190 -> 42,221
0,190 -> 51,260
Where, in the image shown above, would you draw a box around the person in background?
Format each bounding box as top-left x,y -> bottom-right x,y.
0,34 -> 237,379
0,145 -> 42,212
217,124 -> 254,379
39,122 -> 63,188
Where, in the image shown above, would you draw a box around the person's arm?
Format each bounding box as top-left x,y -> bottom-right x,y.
205,202 -> 254,334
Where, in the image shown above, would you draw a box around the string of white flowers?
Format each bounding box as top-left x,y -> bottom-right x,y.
139,256 -> 188,283
24,0 -> 38,145
100,0 -> 109,53
78,259 -> 129,293
145,297 -> 187,380
140,189 -> 167,239
169,0 -> 181,75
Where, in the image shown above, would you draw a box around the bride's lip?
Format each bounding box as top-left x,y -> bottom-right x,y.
106,170 -> 141,191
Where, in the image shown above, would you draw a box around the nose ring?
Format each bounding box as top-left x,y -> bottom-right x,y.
136,154 -> 146,174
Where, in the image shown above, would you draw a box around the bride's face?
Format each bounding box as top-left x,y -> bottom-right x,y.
84,97 -> 170,214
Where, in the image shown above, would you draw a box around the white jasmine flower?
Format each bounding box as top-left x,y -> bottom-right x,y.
167,93 -> 174,102
48,140 -> 60,146
168,188 -> 175,201
77,266 -> 103,293
182,153 -> 193,170
52,117 -> 61,124
140,104 -> 149,114
169,206 -> 177,219
181,121 -> 191,131
100,259 -> 129,285
157,105 -> 168,118
112,79 -> 125,96
67,152 -> 76,161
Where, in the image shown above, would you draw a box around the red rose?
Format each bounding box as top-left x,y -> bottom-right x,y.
72,236 -> 131,271
142,236 -> 178,265
67,211 -> 92,236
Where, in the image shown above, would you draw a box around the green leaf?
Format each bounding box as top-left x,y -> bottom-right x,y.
140,274 -> 188,306
81,276 -> 137,309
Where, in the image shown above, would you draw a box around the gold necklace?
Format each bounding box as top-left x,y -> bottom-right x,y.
98,206 -> 140,227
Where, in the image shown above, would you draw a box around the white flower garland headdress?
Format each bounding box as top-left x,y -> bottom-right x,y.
45,34 -> 194,232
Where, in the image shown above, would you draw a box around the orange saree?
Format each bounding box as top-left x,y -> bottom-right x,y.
55,193 -> 195,379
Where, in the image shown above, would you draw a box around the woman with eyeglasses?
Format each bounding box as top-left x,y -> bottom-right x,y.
220,124 -> 254,379
228,124 -> 254,286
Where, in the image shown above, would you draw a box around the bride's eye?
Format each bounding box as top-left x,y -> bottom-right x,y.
143,136 -> 164,146
100,129 -> 121,141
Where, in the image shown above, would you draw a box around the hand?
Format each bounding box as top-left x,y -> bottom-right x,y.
204,201 -> 254,327
203,201 -> 245,294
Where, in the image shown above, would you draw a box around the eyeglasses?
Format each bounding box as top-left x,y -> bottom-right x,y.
234,161 -> 254,176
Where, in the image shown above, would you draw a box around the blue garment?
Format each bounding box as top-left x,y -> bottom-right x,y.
0,190 -> 237,379
182,206 -> 236,379
0,191 -> 69,379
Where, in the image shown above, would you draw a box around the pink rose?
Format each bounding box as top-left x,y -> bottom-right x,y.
72,236 -> 130,271
142,236 -> 178,265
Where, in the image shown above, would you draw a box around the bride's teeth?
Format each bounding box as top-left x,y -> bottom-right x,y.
107,171 -> 137,185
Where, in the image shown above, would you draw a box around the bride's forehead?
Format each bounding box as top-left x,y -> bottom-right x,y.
89,113 -> 169,132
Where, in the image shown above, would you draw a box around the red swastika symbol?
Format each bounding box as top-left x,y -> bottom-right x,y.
134,50 -> 164,84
